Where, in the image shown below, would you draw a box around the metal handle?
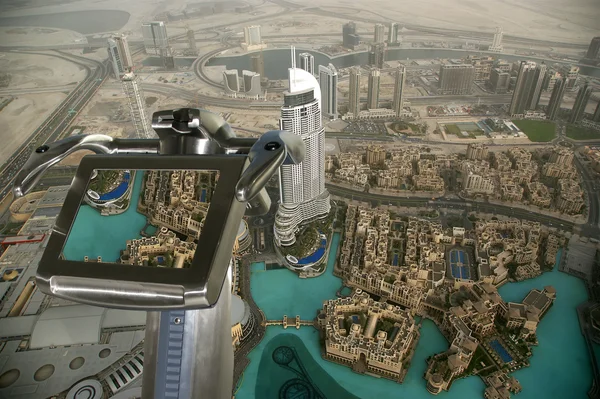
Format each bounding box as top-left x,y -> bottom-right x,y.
13,134 -> 159,198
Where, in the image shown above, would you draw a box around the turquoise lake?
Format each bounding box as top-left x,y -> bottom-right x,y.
63,171 -> 147,262
57,172 -> 593,398
240,238 -> 593,399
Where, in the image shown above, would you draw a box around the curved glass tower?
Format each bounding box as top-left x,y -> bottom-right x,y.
274,56 -> 331,247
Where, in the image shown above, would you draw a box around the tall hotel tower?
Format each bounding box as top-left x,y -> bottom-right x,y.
274,48 -> 331,247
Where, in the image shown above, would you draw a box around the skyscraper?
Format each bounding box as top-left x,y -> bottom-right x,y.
374,24 -> 385,44
439,64 -> 474,95
489,68 -> 509,94
242,70 -> 262,97
244,25 -> 261,46
570,82 -> 592,123
367,68 -> 380,110
393,66 -> 406,117
186,29 -> 197,54
489,27 -> 503,52
388,22 -> 399,44
223,70 -> 240,93
299,53 -> 315,76
250,53 -> 265,78
348,67 -> 361,116
142,22 -> 169,56
560,65 -> 579,89
586,37 -> 600,60
368,44 -> 385,69
343,22 -> 360,49
274,48 -> 331,248
319,64 -> 338,120
509,61 -> 546,115
107,35 -> 133,79
546,77 -> 566,121
121,73 -> 152,139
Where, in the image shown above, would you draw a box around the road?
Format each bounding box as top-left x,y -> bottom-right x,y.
0,84 -> 78,96
0,50 -> 108,204
325,183 -> 578,230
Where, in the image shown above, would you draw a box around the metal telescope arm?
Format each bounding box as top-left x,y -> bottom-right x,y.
235,130 -> 305,203
13,134 -> 160,198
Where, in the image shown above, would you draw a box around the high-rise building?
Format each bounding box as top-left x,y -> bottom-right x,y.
546,77 -> 566,121
374,24 -> 385,44
489,27 -> 503,52
107,35 -> 133,79
467,55 -> 495,81
593,101 -> 600,122
367,68 -> 381,110
388,22 -> 399,44
223,70 -> 240,93
466,144 -> 489,160
343,22 -> 360,49
348,67 -> 361,116
319,64 -> 338,120
250,53 -> 265,78
543,70 -> 561,92
299,53 -> 315,76
509,61 -> 546,115
368,44 -> 385,69
438,64 -> 474,95
142,21 -> 169,56
570,82 -> 592,123
489,68 -> 509,94
187,29 -> 197,53
393,66 -> 406,117
121,73 -> 152,139
244,25 -> 261,46
586,37 -> 600,60
242,70 -> 262,97
275,49 -> 331,248
560,65 -> 579,89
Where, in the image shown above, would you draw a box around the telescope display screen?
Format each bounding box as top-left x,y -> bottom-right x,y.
62,168 -> 219,268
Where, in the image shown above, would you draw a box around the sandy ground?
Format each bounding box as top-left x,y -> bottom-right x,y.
0,93 -> 67,164
0,52 -> 87,89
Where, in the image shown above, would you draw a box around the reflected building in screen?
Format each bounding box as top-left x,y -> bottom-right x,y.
275,49 -> 331,247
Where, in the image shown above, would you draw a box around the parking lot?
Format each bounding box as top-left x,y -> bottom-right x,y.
343,121 -> 388,135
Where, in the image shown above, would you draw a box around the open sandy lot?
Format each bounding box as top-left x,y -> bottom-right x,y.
0,52 -> 87,89
0,93 -> 66,164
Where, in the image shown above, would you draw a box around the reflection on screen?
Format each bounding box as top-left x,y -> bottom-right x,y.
62,169 -> 219,267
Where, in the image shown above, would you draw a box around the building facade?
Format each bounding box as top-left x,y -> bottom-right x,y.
343,22 -> 360,49
244,25 -> 261,46
570,82 -> 592,123
439,64 -> 474,95
243,70 -> 262,97
586,37 -> 600,60
107,35 -> 133,79
299,52 -> 315,76
348,67 -> 361,116
489,68 -> 509,94
319,63 -> 338,120
488,27 -> 503,52
388,22 -> 399,44
393,66 -> 406,117
223,70 -> 240,93
546,77 -> 566,121
509,61 -> 546,116
374,24 -> 385,44
142,21 -> 169,55
275,55 -> 331,246
369,44 -> 385,69
367,68 -> 381,110
121,73 -> 153,139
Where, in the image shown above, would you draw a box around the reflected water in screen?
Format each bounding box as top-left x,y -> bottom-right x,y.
62,169 -> 219,268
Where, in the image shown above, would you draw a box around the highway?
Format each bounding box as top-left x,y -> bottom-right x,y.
0,84 -> 78,96
0,50 -> 108,204
325,183 -> 578,230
